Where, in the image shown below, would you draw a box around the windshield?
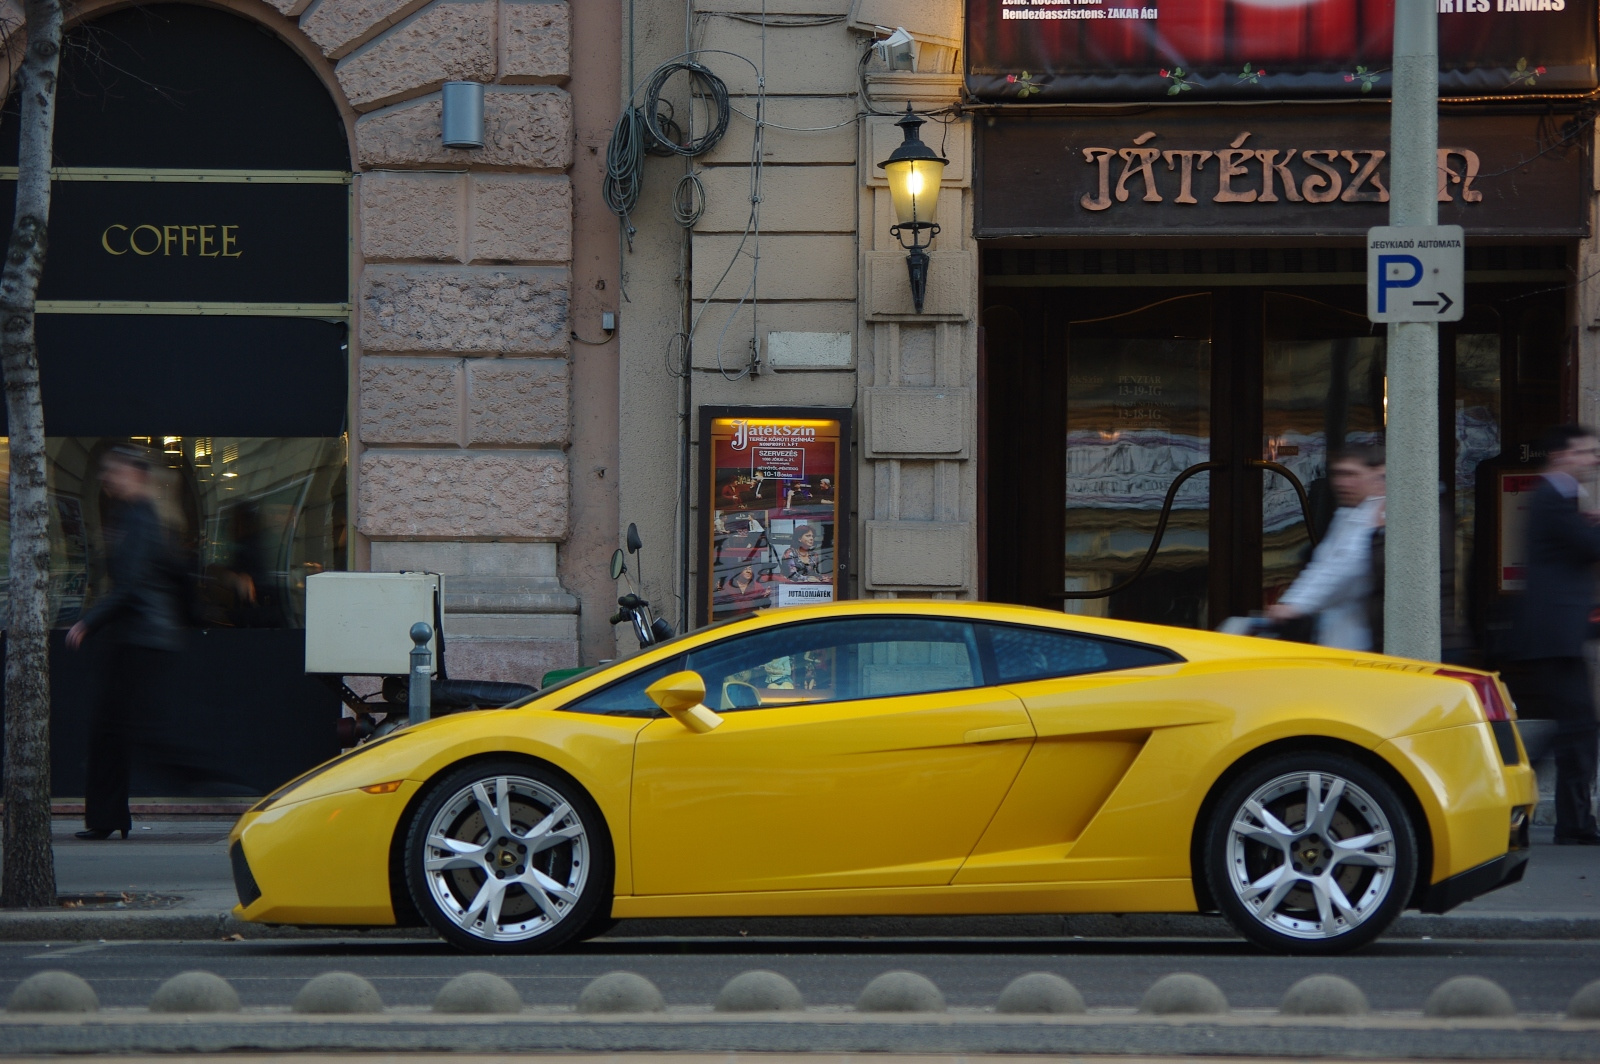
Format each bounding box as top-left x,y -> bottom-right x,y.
502,616 -> 748,708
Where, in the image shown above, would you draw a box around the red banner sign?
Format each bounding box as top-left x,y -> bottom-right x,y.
967,0 -> 1598,101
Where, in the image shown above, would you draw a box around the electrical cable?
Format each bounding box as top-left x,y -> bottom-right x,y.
602,107 -> 644,252
643,59 -> 731,157
604,52 -> 741,249
673,170 -> 706,228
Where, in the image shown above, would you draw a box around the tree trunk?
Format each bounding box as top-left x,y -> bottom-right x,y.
0,0 -> 63,909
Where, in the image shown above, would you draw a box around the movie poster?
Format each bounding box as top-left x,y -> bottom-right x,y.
967,0 -> 1598,101
702,412 -> 848,624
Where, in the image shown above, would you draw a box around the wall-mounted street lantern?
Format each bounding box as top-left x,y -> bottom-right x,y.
877,103 -> 947,313
441,81 -> 486,149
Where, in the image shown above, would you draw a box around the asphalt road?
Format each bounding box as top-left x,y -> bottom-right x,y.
3,936 -> 1598,1014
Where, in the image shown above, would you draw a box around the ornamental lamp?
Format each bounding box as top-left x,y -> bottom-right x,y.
877,103 -> 948,312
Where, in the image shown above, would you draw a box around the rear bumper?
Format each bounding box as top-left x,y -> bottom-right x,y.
1417,849 -> 1529,914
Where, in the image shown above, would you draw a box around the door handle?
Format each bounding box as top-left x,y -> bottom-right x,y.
963,723 -> 1034,744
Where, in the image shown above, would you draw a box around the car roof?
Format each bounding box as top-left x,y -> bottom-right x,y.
730,599 -> 1440,670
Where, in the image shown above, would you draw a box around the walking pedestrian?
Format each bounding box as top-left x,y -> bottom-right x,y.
65,445 -> 187,840
1500,425 -> 1600,845
1265,445 -> 1386,651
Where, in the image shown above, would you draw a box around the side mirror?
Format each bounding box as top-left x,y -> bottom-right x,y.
645,670 -> 722,733
627,522 -> 643,555
609,548 -> 626,581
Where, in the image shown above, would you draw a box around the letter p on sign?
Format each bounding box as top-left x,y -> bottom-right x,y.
1367,225 -> 1465,323
1376,255 -> 1422,313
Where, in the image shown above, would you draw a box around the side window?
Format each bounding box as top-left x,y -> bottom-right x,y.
685,617 -> 982,711
979,623 -> 1179,683
559,656 -> 681,717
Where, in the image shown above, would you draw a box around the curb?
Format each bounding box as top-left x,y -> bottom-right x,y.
1,1013 -> 1597,1059
1,909 -> 1597,942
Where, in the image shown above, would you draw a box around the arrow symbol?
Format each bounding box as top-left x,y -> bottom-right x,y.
1410,292 -> 1454,314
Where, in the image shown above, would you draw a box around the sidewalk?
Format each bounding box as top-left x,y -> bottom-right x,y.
0,817 -> 1593,942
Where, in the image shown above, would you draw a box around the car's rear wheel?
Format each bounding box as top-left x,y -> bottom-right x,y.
403,759 -> 611,953
1204,752 -> 1417,954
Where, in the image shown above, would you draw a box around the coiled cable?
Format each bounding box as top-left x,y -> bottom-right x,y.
643,59 -> 730,157
604,54 -> 734,244
602,107 -> 645,249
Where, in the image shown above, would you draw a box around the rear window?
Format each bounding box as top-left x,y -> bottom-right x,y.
978,623 -> 1180,684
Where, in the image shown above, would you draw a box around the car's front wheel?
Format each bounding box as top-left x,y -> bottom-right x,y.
403,759 -> 611,953
1204,752 -> 1417,954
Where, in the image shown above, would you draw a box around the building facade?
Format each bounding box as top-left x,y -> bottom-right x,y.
0,0 -> 621,796
617,0 -> 1600,672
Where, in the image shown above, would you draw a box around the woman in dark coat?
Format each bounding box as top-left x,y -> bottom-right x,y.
66,446 -> 186,840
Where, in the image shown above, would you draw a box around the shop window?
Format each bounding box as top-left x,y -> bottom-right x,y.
1260,293 -> 1387,606
0,436 -> 346,630
1063,293 -> 1213,628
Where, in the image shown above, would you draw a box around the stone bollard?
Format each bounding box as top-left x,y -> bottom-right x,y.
150,971 -> 241,1013
6,971 -> 97,1013
856,971 -> 945,1013
996,972 -> 1086,1014
434,972 -> 522,1014
1423,976 -> 1516,1019
1279,975 -> 1368,1017
1567,978 -> 1600,1020
715,971 -> 805,1012
292,972 -> 384,1014
1139,973 -> 1229,1016
577,972 -> 665,1013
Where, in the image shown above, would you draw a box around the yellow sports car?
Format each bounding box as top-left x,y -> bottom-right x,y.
229,601 -> 1537,955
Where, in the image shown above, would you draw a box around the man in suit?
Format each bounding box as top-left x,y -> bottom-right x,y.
1502,425 -> 1600,845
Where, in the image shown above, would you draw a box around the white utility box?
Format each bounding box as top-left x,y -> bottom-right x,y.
305,572 -> 442,676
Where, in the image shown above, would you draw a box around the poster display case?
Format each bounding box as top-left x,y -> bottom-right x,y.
698,407 -> 852,626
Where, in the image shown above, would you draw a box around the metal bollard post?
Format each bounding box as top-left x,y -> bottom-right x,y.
409,622 -> 433,723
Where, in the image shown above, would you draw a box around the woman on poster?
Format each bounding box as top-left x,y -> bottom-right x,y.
782,525 -> 828,583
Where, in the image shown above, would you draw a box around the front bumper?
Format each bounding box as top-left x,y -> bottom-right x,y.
1417,848 -> 1529,914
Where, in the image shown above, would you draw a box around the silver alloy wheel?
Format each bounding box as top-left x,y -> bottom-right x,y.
1224,770 -> 1397,941
421,774 -> 589,943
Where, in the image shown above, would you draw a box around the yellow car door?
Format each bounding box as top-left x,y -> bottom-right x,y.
954,622 -> 1196,886
630,615 -> 1035,896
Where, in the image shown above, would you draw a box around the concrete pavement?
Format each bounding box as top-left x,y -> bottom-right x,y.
2,1011 -> 1599,1060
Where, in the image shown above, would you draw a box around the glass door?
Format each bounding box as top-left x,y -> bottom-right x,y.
1260,292 -> 1387,608
1062,294 -> 1213,628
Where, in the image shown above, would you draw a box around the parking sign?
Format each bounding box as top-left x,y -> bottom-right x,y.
1367,225 -> 1465,323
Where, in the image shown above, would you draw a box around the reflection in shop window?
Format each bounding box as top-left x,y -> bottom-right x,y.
0,436 -> 347,629
1064,294 -> 1212,629
1260,294 -> 1387,608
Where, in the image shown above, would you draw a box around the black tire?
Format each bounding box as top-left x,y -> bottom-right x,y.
403,758 -> 613,954
1203,751 -> 1417,955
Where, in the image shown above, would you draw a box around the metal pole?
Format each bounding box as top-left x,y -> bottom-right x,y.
409,622 -> 433,723
1384,0 -> 1441,661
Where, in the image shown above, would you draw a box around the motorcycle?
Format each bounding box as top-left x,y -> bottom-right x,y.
610,522 -> 675,649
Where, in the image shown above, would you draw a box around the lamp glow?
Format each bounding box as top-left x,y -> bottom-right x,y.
876,104 -> 948,313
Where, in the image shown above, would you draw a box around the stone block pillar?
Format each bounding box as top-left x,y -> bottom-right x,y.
860,74 -> 979,598
293,0 -> 582,683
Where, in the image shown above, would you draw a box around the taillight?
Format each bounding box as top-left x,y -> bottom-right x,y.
1435,668 -> 1511,722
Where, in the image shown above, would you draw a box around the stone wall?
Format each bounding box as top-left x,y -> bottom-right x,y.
294,0 -> 581,681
